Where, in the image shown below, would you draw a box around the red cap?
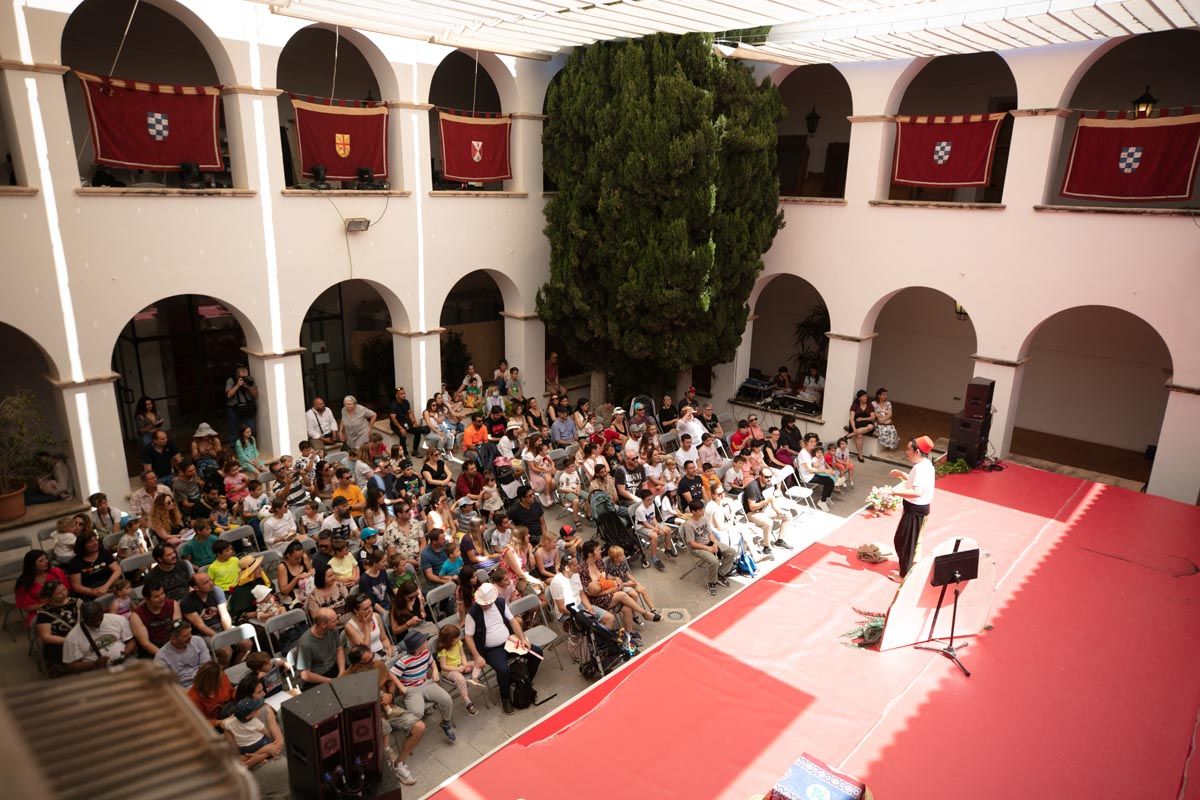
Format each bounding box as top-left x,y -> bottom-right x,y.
687,385 -> 696,393
915,436 -> 934,454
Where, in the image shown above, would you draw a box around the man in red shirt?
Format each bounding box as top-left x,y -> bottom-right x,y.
455,460 -> 485,503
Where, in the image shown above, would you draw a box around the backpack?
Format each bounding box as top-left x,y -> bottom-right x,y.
509,654 -> 537,709
735,546 -> 758,578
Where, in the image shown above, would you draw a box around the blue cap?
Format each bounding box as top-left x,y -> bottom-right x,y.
360,527 -> 379,540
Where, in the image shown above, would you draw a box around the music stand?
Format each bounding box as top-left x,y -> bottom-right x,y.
914,548 -> 979,676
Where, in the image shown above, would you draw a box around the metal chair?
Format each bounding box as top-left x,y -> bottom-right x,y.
326,451 -> 350,466
211,622 -> 258,660
548,448 -> 569,469
300,538 -> 318,556
0,536 -> 31,559
253,550 -> 282,581
119,552 -> 155,580
219,525 -> 257,553
224,660 -> 251,686
103,531 -> 125,551
36,526 -> 57,552
263,608 -> 309,656
508,593 -> 564,670
423,582 -> 457,623
659,431 -> 679,453
564,443 -> 580,460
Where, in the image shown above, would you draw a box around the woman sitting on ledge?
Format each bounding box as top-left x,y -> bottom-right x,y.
848,390 -> 876,463
872,388 -> 900,451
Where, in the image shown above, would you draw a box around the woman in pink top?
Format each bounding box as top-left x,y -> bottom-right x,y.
15,550 -> 69,626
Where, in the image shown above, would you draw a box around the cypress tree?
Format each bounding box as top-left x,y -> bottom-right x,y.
538,33 -> 783,391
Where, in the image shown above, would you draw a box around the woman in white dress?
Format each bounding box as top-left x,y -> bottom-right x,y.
872,388 -> 900,451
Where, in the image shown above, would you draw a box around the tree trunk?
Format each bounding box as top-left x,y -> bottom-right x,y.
589,370 -> 608,406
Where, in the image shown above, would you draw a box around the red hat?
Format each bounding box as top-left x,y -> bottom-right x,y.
687,385 -> 697,393
914,436 -> 934,454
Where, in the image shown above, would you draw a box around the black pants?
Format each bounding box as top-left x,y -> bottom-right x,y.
810,474 -> 835,501
482,644 -> 542,700
893,500 -> 930,577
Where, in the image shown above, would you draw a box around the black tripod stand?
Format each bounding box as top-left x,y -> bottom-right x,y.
915,548 -> 979,677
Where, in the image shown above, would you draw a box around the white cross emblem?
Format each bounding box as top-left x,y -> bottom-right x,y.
933,141 -> 952,164
471,140 -> 484,163
146,112 -> 169,142
1118,146 -> 1142,174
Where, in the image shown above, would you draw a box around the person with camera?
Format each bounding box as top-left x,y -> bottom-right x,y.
225,366 -> 259,438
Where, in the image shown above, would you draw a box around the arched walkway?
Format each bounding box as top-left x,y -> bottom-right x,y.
1051,29 -> 1200,208
0,320 -> 71,474
429,51 -> 505,189
748,273 -> 829,395
774,65 -> 852,199
889,52 -> 1017,204
61,0 -> 233,188
1012,306 -> 1172,482
864,287 -> 978,446
439,270 -> 509,388
299,280 -> 405,411
276,26 -> 385,188
110,295 -> 253,470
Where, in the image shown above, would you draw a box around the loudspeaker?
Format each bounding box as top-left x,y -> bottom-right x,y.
949,412 -> 989,467
281,683 -> 344,799
331,671 -> 384,781
963,378 -> 995,420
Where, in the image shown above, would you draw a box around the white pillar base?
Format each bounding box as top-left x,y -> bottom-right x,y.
1147,389 -> 1200,504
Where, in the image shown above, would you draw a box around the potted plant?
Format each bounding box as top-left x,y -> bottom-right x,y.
0,389 -> 60,521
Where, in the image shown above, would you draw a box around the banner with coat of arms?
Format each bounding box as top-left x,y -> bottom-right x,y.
1060,109 -> 1200,201
438,110 -> 512,183
290,96 -> 389,181
75,71 -> 223,171
891,113 -> 1008,188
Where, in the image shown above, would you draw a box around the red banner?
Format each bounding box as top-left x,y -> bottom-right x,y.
1061,111 -> 1200,201
439,111 -> 511,182
892,113 -> 1007,188
76,71 -> 222,171
292,98 -> 389,180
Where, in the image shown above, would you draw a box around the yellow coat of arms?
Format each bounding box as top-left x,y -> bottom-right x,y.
335,133 -> 350,158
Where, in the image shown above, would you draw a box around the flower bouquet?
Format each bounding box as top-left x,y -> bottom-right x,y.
863,485 -> 902,517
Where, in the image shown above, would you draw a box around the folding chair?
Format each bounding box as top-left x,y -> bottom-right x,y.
256,471 -> 273,485
778,465 -> 817,511
508,593 -> 564,671
253,550 -> 282,580
263,608 -> 309,656
300,538 -> 318,556
548,448 -> 569,469
326,451 -> 350,466
424,581 -> 457,624
220,525 -> 258,554
119,552 -> 154,582
211,622 -> 258,660
103,531 -> 124,552
659,431 -> 678,454
224,661 -> 251,686
564,443 -> 580,460
0,536 -> 31,560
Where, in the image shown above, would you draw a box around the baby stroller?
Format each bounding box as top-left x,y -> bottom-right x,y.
563,604 -> 637,679
590,489 -> 648,567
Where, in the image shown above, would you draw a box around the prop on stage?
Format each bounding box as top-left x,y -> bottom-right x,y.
765,753 -> 873,800
879,535 -> 996,652
891,113 -> 1008,188
1061,109 -> 1200,201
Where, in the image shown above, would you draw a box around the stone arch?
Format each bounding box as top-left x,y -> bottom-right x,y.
774,64 -> 854,198
747,272 -> 831,380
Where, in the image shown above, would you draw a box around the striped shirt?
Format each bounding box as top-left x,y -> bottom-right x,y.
392,649 -> 432,687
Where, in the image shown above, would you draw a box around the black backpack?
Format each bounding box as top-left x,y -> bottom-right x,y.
509,654 -> 537,709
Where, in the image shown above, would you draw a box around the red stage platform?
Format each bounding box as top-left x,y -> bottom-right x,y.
429,465 -> 1200,800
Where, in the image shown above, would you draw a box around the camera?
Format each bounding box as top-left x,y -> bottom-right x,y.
242,377 -> 254,386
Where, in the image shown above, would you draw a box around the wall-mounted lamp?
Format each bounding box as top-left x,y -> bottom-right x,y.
805,105 -> 821,135
954,302 -> 969,321
1131,85 -> 1158,117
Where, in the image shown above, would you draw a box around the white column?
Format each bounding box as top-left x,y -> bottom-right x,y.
842,118 -> 893,204
1147,386 -> 1200,504
53,375 -> 128,508
971,356 -> 1027,458
1002,109 -> 1071,206
391,330 -> 442,403
821,333 -> 875,440
502,313 -> 546,399
243,350 -> 306,461
711,316 -> 756,413
508,114 -> 543,194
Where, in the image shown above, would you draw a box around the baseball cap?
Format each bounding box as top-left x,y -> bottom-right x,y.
560,524 -> 576,538
360,527 -> 379,540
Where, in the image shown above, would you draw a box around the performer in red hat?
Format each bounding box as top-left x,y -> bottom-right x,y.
887,435 -> 936,582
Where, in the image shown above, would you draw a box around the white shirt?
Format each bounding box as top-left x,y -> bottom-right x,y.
306,407 -> 337,439
677,416 -> 707,447
634,501 -> 658,528
674,446 -> 700,469
464,602 -> 515,649
549,571 -> 584,611
906,458 -> 936,505
63,614 -> 132,664
263,513 -> 298,551
797,448 -> 821,482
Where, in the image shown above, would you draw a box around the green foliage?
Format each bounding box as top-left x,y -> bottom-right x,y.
0,389 -> 59,492
936,458 -> 972,477
351,335 -> 394,408
539,33 -> 783,386
713,26 -> 772,46
792,299 -> 831,372
440,330 -> 473,389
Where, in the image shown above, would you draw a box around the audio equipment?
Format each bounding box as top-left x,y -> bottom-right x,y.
949,412 -> 989,467
281,683 -> 345,799
963,378 -> 995,420
332,671 -> 384,781
947,433 -> 988,467
766,394 -> 821,416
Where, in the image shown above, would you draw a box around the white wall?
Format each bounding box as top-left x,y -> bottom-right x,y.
1015,307 -> 1171,450
866,288 -> 977,414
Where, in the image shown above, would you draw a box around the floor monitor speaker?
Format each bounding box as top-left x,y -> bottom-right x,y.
281,683 -> 344,799
331,671 -> 384,781
963,378 -> 995,420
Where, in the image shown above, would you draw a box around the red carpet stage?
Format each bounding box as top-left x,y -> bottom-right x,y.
429,465 -> 1200,800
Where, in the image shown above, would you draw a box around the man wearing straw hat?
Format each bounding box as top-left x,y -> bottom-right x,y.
888,435 -> 936,582
462,582 -> 542,714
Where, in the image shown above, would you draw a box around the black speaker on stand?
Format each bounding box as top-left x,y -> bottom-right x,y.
281,683 -> 344,799
949,379 -> 995,467
331,671 -> 384,781
963,377 -> 995,420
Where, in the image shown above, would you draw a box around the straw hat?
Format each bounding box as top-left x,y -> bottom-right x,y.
237,555 -> 263,585
193,422 -> 218,438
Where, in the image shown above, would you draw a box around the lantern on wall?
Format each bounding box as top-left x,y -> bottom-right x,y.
805,105 -> 821,135
954,302 -> 968,321
1131,85 -> 1158,117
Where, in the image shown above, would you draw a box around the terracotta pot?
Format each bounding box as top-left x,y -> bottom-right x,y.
0,483 -> 26,522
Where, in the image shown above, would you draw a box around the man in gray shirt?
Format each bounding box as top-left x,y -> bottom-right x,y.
681,500 -> 735,596
154,619 -> 211,688
295,608 -> 345,689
